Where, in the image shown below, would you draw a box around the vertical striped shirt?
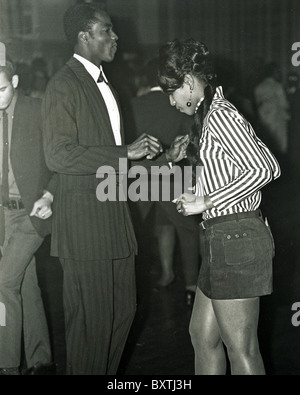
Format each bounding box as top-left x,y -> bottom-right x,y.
195,86 -> 281,220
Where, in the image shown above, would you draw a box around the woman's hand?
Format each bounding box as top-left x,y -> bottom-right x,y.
165,134 -> 189,163
175,193 -> 213,216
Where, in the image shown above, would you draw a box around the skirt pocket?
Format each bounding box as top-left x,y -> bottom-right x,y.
223,231 -> 255,265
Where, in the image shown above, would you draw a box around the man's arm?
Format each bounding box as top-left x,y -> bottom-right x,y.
42,79 -> 163,175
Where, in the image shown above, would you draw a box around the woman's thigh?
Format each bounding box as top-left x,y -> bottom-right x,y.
189,288 -> 221,347
212,297 -> 260,351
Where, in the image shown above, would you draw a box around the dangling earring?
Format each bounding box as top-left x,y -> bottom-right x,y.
186,87 -> 192,107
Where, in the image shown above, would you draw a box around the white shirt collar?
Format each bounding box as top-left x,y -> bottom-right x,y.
73,54 -> 108,83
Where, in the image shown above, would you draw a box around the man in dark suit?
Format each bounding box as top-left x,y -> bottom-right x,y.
0,51 -> 55,375
130,58 -> 200,306
41,3 -> 187,375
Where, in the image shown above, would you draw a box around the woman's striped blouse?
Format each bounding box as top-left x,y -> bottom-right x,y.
195,86 -> 281,220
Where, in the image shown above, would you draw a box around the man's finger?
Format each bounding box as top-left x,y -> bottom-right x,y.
148,139 -> 163,151
38,209 -> 52,219
146,134 -> 161,143
146,141 -> 162,156
175,134 -> 189,143
146,148 -> 160,159
30,204 -> 39,216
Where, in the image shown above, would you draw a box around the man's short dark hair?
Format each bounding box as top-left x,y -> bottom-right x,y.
63,2 -> 107,46
0,57 -> 16,81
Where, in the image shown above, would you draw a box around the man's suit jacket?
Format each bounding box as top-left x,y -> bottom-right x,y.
41,57 -> 138,261
11,92 -> 54,238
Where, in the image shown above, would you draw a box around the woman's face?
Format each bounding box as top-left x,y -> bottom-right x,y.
168,75 -> 205,116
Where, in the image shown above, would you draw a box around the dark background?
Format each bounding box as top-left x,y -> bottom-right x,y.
1,0 -> 299,92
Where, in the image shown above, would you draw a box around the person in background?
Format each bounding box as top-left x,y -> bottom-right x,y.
30,57 -> 49,99
158,38 -> 280,375
286,70 -> 300,180
130,58 -> 200,306
254,62 -> 290,173
0,44 -> 56,375
41,3 -> 187,375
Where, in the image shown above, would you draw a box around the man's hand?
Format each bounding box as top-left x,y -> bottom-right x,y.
174,193 -> 213,216
127,133 -> 163,160
165,134 -> 189,163
30,191 -> 53,220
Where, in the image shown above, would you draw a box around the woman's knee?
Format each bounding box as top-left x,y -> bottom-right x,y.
189,315 -> 221,351
224,334 -> 260,362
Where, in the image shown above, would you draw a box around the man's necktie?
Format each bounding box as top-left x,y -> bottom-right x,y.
1,110 -> 9,205
97,70 -> 105,83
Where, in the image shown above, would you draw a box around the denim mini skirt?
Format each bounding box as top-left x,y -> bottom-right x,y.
198,211 -> 275,299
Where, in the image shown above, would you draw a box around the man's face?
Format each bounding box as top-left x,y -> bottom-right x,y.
0,71 -> 16,110
86,11 -> 118,66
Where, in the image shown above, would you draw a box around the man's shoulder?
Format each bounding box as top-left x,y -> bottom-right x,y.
46,59 -> 87,94
49,62 -> 74,83
16,92 -> 41,113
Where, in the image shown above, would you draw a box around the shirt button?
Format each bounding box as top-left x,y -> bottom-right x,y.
243,233 -> 247,237
227,235 -> 231,239
235,234 -> 240,238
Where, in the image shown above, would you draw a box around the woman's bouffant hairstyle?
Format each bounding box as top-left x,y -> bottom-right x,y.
63,2 -> 106,46
158,38 -> 217,185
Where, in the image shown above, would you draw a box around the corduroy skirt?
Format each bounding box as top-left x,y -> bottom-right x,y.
198,210 -> 275,299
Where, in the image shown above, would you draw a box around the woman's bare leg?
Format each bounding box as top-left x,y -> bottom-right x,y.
189,288 -> 227,374
212,297 -> 265,375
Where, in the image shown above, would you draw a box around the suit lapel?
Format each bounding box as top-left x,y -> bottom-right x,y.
66,57 -> 122,145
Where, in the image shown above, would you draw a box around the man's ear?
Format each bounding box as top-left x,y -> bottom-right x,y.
12,74 -> 19,89
78,31 -> 89,44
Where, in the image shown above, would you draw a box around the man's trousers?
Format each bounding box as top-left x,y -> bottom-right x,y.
0,208 -> 52,368
60,253 -> 136,375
